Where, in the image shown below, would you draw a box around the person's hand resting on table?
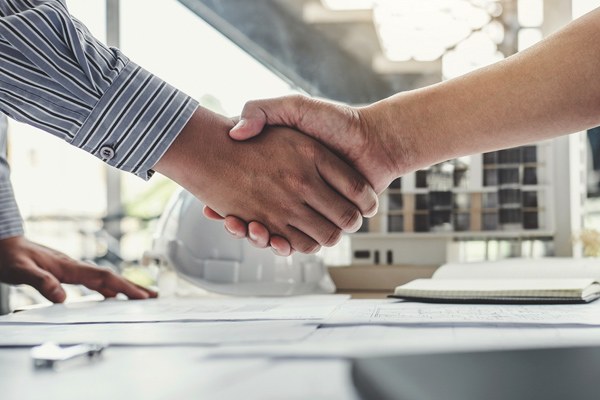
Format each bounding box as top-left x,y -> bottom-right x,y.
0,236 -> 156,303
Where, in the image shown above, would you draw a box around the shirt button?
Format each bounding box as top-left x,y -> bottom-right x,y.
99,145 -> 115,160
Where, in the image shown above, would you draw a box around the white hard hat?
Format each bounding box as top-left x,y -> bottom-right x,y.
147,189 -> 335,296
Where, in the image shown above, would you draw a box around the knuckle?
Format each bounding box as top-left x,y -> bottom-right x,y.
291,94 -> 315,119
294,238 -> 320,254
98,268 -> 113,281
289,94 -> 305,107
323,228 -> 343,247
243,99 -> 258,111
305,242 -> 322,254
287,173 -> 310,193
36,273 -> 57,291
310,244 -> 322,254
348,176 -> 369,198
297,140 -> 318,161
365,196 -> 379,217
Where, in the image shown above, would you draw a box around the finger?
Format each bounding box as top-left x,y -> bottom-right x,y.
230,116 -> 267,140
306,178 -> 367,234
247,222 -> 270,248
97,288 -> 118,299
291,204 -> 343,247
231,95 -> 348,143
230,95 -> 307,140
203,206 -> 224,220
315,149 -> 379,220
12,258 -> 66,303
223,216 -> 248,238
270,236 -> 292,256
93,269 -> 155,299
48,260 -> 154,300
284,225 -> 321,254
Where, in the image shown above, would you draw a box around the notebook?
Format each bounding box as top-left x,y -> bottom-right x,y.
391,258 -> 600,304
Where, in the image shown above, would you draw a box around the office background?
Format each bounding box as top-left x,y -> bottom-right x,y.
4,0 -> 600,305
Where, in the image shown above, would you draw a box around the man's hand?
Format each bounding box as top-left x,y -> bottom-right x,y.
154,107 -> 378,255
230,95 -> 400,193
207,9 -> 600,254
0,236 -> 156,303
204,95 -> 404,255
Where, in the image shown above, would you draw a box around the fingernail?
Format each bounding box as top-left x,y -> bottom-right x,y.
232,119 -> 246,131
225,225 -> 243,238
364,206 -> 378,218
249,230 -> 257,242
365,198 -> 379,218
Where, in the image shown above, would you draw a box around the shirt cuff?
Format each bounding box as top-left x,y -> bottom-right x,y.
0,189 -> 24,240
0,222 -> 24,241
70,60 -> 199,180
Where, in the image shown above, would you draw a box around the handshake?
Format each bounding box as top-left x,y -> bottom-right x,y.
2,2 -> 595,304
156,95 -> 407,257
155,9 -> 600,256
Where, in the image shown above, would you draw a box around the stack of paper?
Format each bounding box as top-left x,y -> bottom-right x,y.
0,296 -> 349,347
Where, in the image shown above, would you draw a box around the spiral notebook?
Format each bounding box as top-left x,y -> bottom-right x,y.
391,258 -> 600,304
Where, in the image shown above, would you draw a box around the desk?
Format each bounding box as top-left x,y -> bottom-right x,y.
0,284 -> 9,315
3,298 -> 600,399
331,264 -> 439,299
1,347 -> 206,400
0,347 -> 358,400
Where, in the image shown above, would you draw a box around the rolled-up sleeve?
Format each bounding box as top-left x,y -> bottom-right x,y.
0,0 -> 198,179
0,114 -> 23,239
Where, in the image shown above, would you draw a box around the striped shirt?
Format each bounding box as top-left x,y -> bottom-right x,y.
0,114 -> 23,239
0,0 -> 198,239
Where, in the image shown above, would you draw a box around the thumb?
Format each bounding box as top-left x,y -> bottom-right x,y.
230,95 -> 308,141
230,116 -> 268,140
202,205 -> 224,220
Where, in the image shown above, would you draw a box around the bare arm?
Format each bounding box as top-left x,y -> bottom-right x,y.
368,7 -> 600,174
219,8 -> 600,252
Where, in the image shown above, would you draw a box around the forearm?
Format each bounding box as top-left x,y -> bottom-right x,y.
0,0 -> 197,180
153,106 -> 234,201
370,8 -> 600,174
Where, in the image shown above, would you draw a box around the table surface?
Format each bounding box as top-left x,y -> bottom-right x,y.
0,346 -> 359,400
4,293 -> 600,400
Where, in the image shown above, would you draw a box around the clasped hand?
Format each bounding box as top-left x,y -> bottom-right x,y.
200,95 -> 403,256
154,105 -> 381,255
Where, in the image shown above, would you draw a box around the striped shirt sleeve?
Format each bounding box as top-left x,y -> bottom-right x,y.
0,0 -> 198,180
0,113 -> 24,240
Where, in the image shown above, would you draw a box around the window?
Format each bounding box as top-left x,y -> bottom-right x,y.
388,178 -> 402,189
388,194 -> 403,211
388,215 -> 404,232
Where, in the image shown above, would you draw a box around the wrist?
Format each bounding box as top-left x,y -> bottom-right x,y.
364,87 -> 454,177
0,235 -> 24,249
153,107 -> 235,198
0,236 -> 26,263
358,93 -> 423,178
